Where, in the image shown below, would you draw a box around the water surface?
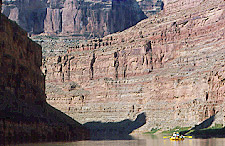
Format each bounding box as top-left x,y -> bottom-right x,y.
18,135 -> 225,146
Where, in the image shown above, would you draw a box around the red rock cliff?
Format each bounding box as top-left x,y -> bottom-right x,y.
0,11 -> 89,144
2,0 -> 147,37
42,0 -> 225,132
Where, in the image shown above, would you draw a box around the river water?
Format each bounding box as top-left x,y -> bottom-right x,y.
18,135 -> 225,146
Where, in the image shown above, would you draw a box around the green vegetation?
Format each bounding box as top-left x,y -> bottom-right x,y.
144,124 -> 225,137
144,124 -> 225,136
144,126 -> 192,135
189,124 -> 225,137
191,127 -> 225,137
206,124 -> 223,129
144,128 -> 161,134
185,129 -> 194,135
162,126 -> 191,135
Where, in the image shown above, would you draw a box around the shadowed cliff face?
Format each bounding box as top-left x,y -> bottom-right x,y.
0,13 -> 89,144
2,0 -> 47,34
0,91 -> 89,144
138,0 -> 164,16
0,13 -> 45,103
109,0 -> 147,33
2,0 -> 147,37
84,112 -> 146,140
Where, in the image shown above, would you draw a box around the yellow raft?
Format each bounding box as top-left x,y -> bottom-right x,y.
169,137 -> 184,141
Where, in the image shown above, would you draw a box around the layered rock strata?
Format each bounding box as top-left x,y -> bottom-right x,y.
2,0 -> 147,37
43,0 -> 225,132
137,0 -> 164,16
0,13 -> 89,144
164,0 -> 204,14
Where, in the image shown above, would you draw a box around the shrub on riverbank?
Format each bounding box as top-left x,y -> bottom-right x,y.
144,128 -> 161,134
161,126 -> 191,135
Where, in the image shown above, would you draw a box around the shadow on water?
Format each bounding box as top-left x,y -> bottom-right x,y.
83,112 -> 146,140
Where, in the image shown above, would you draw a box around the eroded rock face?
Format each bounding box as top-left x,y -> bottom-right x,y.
2,0 -> 47,34
2,0 -> 147,37
0,14 -> 45,103
164,0 -> 204,14
137,0 -> 164,16
41,0 -> 225,132
0,12 -> 89,144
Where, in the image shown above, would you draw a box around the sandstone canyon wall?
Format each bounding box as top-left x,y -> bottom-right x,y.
42,0 -> 225,132
0,11 -> 89,144
164,0 -> 204,14
137,0 -> 164,16
1,0 -> 147,37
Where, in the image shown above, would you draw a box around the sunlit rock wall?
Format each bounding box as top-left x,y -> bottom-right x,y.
42,0 -> 225,132
1,0 -> 147,37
